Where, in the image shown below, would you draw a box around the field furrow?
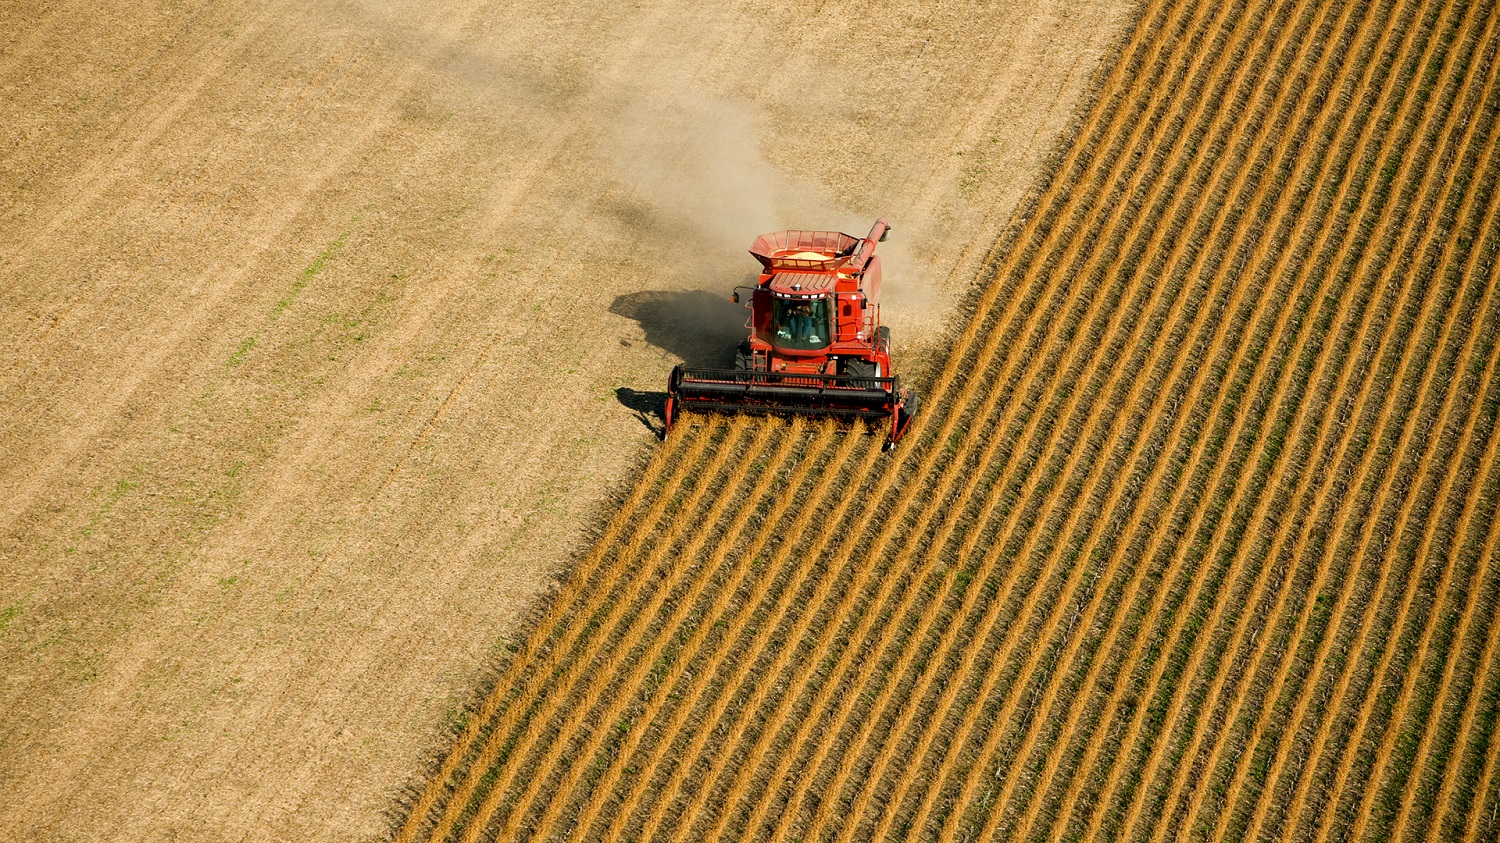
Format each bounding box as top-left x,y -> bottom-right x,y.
1191,5 -> 1498,840
1126,0 -> 1446,837
1270,26 -> 1500,843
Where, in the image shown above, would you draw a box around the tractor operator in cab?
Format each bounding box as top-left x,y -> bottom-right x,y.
776,301 -> 825,347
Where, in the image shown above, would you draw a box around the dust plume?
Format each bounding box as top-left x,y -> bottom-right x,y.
304,0 -> 947,331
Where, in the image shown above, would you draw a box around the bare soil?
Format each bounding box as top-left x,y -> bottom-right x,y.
0,0 -> 1132,839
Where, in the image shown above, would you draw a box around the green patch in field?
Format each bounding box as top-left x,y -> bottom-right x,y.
70,651 -> 105,683
226,221 -> 358,368
67,469 -> 146,553
227,336 -> 257,367
0,602 -> 23,638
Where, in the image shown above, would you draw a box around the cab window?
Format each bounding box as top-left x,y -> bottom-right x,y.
772,297 -> 831,350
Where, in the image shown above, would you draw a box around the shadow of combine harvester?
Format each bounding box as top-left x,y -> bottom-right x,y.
610,289 -> 749,437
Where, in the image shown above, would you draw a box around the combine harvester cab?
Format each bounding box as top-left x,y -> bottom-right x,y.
665,219 -> 919,447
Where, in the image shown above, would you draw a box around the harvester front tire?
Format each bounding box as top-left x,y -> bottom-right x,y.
842,357 -> 877,379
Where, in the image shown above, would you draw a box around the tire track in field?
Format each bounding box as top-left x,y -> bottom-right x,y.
0,23 -> 377,528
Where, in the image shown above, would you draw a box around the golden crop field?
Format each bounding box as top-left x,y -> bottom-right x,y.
397,0 -> 1500,839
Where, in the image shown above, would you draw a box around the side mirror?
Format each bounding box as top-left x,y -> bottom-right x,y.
879,227 -> 891,242
731,291 -> 740,303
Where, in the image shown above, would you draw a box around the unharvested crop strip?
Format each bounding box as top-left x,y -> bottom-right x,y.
1346,57 -> 1500,843
620,428 -> 887,842
854,160 -> 1281,840
965,0 -> 1347,833
1080,0 -> 1388,823
582,423 -> 868,842
924,0 -> 1404,834
664,14 -> 1237,826
1003,4 -> 1366,835
1011,23 -> 1348,825
1048,4 -> 1375,833
395,416 -> 711,841
413,415 -> 735,841
828,0 -> 1320,828
1122,3 -> 1410,828
514,420 -> 848,840
500,418 -> 802,841
1383,340 -> 1500,843
917,0 -> 1201,446
1418,243 -> 1500,843
1175,53 -> 1463,843
559,420 -> 811,838
1252,152 -> 1497,843
1444,542 -> 1500,841
1322,135 -> 1500,843
1278,21 -> 1500,840
665,435 -> 957,840
1422,549 -> 1500,843
1263,21 -> 1500,841
687,220 -> 1146,836
888,0 -> 1380,828
452,416 -> 765,840
782,21 -> 1256,821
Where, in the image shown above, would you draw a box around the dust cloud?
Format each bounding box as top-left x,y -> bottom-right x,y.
307,0 -> 949,334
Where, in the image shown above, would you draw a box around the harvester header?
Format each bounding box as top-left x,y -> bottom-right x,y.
664,219 -> 919,446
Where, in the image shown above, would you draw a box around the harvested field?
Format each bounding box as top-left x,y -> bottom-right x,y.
400,0 -> 1500,840
0,0 -> 1131,840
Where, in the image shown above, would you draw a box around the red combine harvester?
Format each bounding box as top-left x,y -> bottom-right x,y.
665,219 -> 919,447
